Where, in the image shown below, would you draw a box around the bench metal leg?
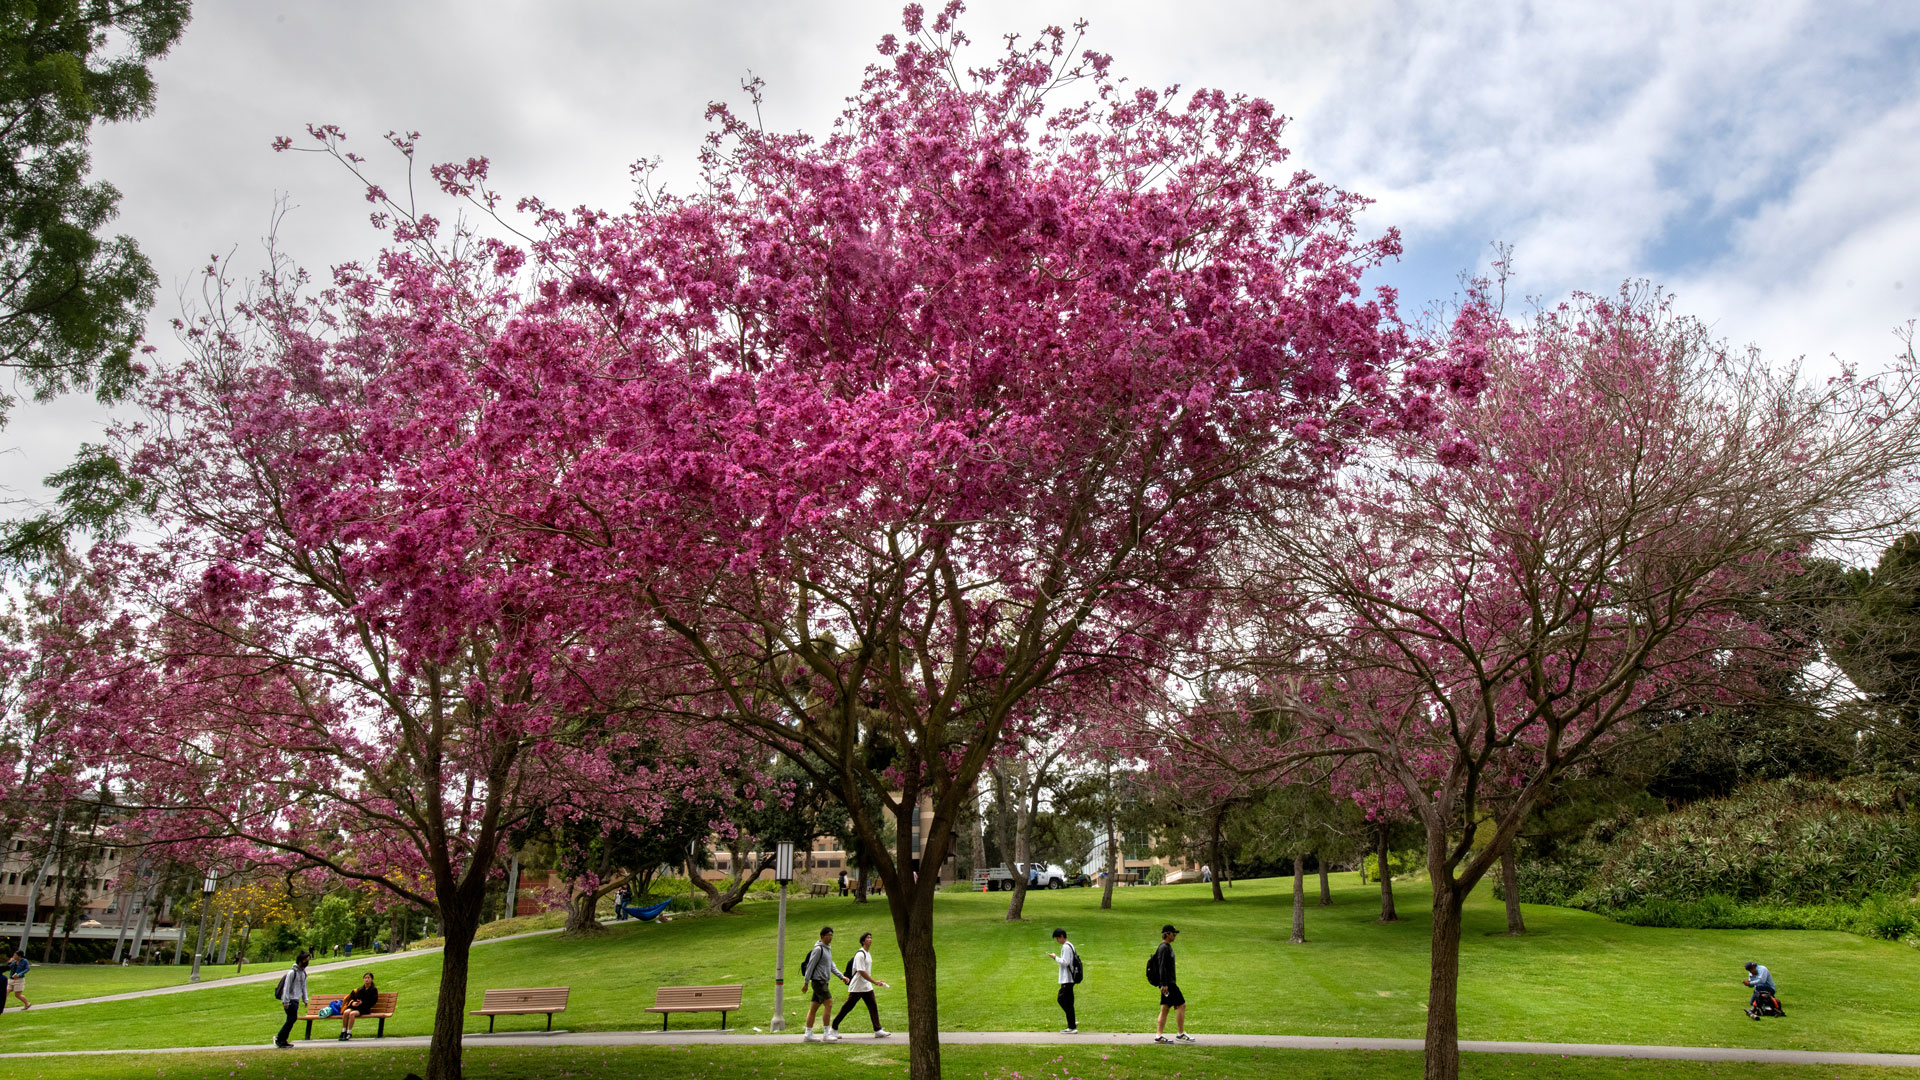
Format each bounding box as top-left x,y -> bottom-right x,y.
662,1012 -> 670,1031
377,1017 -> 385,1038
546,1012 -> 553,1032
488,1016 -> 496,1033
721,1011 -> 728,1031
304,1019 -> 313,1040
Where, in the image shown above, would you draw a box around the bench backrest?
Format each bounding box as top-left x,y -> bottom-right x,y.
479,987 -> 570,1011
304,991 -> 399,1018
652,983 -> 744,1010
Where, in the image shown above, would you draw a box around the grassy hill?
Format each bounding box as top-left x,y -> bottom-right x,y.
0,874 -> 1912,1055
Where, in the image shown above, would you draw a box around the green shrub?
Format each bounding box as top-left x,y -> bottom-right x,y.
941,880 -> 978,894
1853,896 -> 1919,940
1362,851 -> 1411,881
1586,777 -> 1920,908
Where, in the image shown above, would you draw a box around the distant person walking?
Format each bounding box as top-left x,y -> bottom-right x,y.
1048,928 -> 1080,1033
1150,924 -> 1191,1043
1200,865 -> 1212,883
273,952 -> 310,1049
829,931 -> 891,1039
5,950 -> 30,1010
614,885 -> 631,920
799,926 -> 849,1042
838,869 -> 849,897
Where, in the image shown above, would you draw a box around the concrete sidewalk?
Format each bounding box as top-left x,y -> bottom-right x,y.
0,1028 -> 1914,1068
30,925 -> 575,1011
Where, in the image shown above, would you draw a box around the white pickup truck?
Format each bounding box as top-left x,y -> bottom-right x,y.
974,863 -> 1067,891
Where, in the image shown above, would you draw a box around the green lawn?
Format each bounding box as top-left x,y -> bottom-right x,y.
0,1045 -> 1913,1080
0,875 -> 1910,1055
5,962 -> 204,1004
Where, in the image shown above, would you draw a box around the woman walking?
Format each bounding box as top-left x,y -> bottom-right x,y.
828,932 -> 890,1039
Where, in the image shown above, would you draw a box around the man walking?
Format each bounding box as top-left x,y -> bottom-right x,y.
273,952 -> 310,1049
799,926 -> 849,1041
1151,924 -> 1191,1043
1047,928 -> 1079,1033
828,931 -> 891,1039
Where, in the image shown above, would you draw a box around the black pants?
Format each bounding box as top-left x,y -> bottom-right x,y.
833,990 -> 880,1031
1058,983 -> 1076,1029
275,1001 -> 299,1046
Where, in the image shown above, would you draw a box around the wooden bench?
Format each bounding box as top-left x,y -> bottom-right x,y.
470,986 -> 570,1032
300,991 -> 399,1040
645,984 -> 744,1030
808,882 -> 831,897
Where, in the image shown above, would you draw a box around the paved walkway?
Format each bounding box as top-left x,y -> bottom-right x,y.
0,1029 -> 1914,1067
31,926 -> 570,1011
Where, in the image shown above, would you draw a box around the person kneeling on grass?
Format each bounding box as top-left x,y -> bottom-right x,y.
828,932 -> 891,1040
339,972 -> 379,1040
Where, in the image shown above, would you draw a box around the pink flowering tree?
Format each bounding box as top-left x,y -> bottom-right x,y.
1239,287 -> 1920,1080
59,233 -> 732,1080
470,10 -> 1406,1077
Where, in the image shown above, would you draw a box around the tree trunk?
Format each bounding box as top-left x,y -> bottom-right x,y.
1289,854 -> 1307,943
218,912 -> 235,965
892,888 -> 943,1080
111,884 -> 135,962
563,877 -> 609,935
424,891 -> 482,1080
1377,824 -> 1398,923
1318,858 -> 1332,906
1006,769 -> 1032,921
236,923 -> 252,972
1423,876 -> 1467,1080
855,862 -> 869,903
968,788 -> 987,882
1208,809 -> 1226,902
1100,770 -> 1118,911
1501,845 -> 1526,935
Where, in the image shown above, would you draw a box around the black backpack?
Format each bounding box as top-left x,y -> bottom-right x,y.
1070,948 -> 1084,985
843,955 -> 856,981
270,972 -> 288,1000
1145,947 -> 1163,987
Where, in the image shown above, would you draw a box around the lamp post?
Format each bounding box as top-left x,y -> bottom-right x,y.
770,840 -> 795,1032
187,872 -> 217,983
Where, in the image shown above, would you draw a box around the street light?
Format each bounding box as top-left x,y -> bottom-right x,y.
188,872 -> 217,983
770,840 -> 795,1032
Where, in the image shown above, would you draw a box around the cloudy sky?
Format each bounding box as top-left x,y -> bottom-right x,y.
5,0 -> 1919,502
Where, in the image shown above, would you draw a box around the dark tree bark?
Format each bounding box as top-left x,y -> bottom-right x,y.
1500,845 -> 1526,935
1318,857 -> 1332,906
1208,808 -> 1227,902
1100,760 -> 1117,910
1377,823 -> 1398,922
1289,854 -> 1307,943
1424,876 -> 1467,1080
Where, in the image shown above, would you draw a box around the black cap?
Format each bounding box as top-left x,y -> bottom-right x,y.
1162,924 -> 1179,934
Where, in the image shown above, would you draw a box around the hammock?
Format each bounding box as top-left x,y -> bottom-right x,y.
621,899 -> 673,922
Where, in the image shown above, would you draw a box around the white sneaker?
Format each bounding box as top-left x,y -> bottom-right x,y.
874,1029 -> 891,1038
825,1029 -> 841,1042
803,1031 -> 820,1042
1060,1027 -> 1078,1033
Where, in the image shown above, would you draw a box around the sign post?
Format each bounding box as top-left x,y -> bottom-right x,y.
771,840 -> 796,1031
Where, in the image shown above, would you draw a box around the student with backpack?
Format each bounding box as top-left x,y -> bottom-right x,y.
272,952 -> 310,1049
1047,927 -> 1082,1033
1148,924 -> 1192,1043
799,926 -> 851,1041
828,931 -> 891,1038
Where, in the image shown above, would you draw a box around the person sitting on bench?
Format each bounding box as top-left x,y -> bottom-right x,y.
339,973 -> 379,1041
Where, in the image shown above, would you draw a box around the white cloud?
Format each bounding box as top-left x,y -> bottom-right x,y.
5,0 -> 1916,509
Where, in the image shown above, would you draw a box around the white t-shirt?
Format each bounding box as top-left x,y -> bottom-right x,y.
1055,940 -> 1077,985
848,947 -> 875,993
